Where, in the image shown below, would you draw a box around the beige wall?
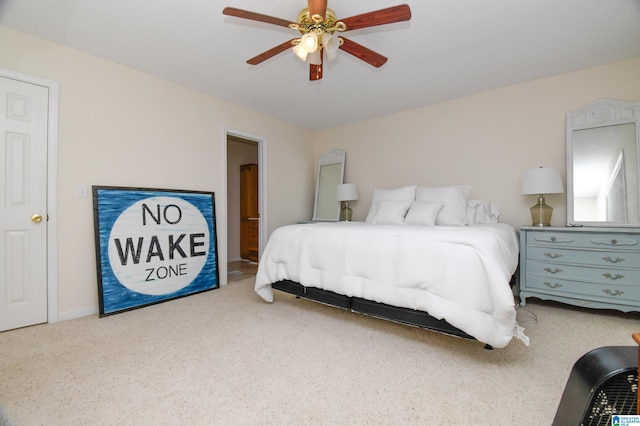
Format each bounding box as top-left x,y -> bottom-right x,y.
0,26 -> 315,318
314,57 -> 640,228
3,24 -> 640,320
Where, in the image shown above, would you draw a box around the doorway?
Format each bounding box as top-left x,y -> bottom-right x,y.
0,68 -> 59,331
225,131 -> 265,283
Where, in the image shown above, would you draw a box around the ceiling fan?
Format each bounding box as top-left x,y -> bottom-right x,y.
222,1 -> 411,81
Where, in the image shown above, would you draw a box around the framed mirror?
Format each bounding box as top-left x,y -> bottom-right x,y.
312,149 -> 345,221
566,99 -> 640,227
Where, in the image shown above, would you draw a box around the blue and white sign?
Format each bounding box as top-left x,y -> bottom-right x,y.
93,186 -> 219,316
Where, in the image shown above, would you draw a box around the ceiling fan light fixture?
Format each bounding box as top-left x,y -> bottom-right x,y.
292,41 -> 309,61
301,32 -> 319,52
322,32 -> 341,61
308,49 -> 322,65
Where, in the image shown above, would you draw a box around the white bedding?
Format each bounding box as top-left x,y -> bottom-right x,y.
254,222 -> 528,348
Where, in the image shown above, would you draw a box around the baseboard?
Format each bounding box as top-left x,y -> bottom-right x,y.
57,306 -> 99,322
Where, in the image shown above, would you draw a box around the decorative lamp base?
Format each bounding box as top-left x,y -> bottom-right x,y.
340,202 -> 353,221
530,196 -> 553,227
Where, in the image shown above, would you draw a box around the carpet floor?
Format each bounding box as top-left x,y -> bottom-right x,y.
0,277 -> 638,425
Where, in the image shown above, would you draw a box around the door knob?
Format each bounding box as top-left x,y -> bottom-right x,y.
31,214 -> 43,223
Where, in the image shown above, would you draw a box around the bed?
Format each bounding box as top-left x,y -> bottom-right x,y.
254,185 -> 529,349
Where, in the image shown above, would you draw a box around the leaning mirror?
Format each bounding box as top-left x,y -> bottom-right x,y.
312,149 -> 345,221
567,99 -> 640,227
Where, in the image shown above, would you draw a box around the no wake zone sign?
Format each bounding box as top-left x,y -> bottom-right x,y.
93,186 -> 219,316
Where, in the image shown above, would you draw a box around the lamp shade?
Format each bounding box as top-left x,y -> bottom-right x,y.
521,167 -> 564,195
292,42 -> 309,61
301,32 -> 319,53
308,49 -> 322,65
336,183 -> 358,201
322,33 -> 340,61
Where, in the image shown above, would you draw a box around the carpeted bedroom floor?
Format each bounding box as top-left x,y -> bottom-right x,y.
0,277 -> 638,425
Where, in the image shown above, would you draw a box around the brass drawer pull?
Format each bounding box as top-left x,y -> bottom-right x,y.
544,267 -> 563,274
544,282 -> 562,289
602,273 -> 624,280
544,252 -> 563,259
603,289 -> 624,296
602,256 -> 625,263
533,235 -> 574,243
592,237 -> 638,246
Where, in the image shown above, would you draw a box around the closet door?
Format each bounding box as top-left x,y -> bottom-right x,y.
240,164 -> 259,262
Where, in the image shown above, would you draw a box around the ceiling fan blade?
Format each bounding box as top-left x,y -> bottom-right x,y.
310,54 -> 323,80
310,64 -> 323,80
247,39 -> 296,65
340,4 -> 411,31
307,0 -> 327,19
222,7 -> 292,28
339,37 -> 388,68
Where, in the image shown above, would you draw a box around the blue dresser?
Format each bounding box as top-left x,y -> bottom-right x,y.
519,226 -> 640,312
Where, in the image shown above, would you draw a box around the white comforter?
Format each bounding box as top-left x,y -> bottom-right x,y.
254,222 -> 528,348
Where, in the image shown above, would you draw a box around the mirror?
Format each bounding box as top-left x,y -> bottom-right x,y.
567,99 -> 640,226
312,149 -> 345,221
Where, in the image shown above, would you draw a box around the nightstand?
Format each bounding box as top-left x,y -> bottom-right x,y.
519,226 -> 640,312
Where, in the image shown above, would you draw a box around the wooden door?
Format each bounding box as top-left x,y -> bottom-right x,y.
240,164 -> 259,262
0,76 -> 49,331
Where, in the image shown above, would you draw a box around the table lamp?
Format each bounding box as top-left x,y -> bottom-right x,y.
521,167 -> 564,226
336,183 -> 358,221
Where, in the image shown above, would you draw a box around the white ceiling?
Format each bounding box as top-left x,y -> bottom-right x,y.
1,0 -> 640,131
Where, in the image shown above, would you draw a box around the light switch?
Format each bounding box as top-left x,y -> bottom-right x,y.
76,184 -> 88,198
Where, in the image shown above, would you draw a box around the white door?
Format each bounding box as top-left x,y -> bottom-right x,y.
0,76 -> 49,331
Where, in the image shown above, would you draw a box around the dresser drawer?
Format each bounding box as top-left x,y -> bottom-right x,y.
525,274 -> 638,301
520,227 -> 640,312
526,246 -> 640,268
527,231 -> 640,250
525,260 -> 640,285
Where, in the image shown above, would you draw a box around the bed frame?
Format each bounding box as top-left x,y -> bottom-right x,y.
272,279 -> 494,349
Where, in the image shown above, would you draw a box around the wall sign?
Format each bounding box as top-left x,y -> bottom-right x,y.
93,186 -> 219,316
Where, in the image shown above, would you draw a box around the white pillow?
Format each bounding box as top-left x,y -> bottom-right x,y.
368,201 -> 412,225
416,186 -> 471,226
404,202 -> 443,225
466,200 -> 501,224
366,185 -> 417,223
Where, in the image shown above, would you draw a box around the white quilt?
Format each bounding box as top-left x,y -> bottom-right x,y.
254,222 -> 528,348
